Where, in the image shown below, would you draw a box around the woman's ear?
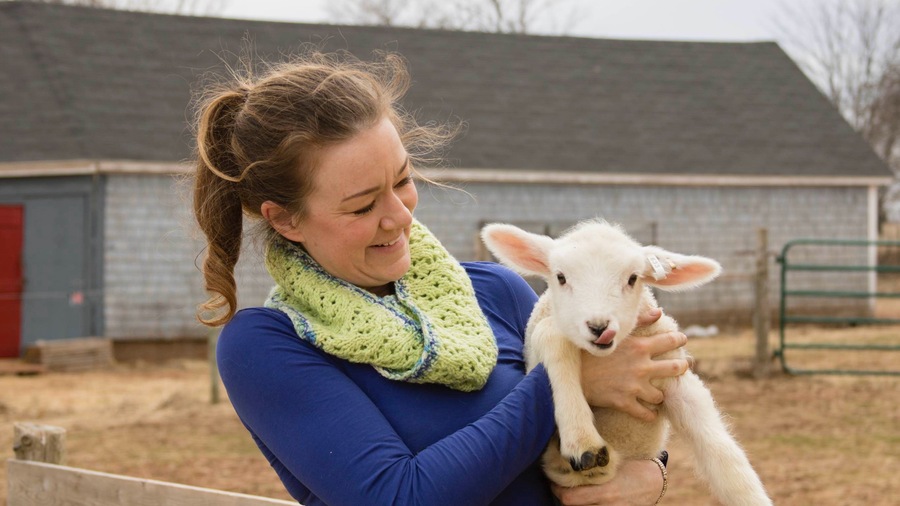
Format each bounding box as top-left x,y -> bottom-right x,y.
261,201 -> 305,242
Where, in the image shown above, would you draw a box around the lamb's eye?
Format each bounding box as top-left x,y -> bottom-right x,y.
556,273 -> 567,285
628,274 -> 638,287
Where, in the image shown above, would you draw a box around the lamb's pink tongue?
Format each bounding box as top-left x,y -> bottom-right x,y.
594,328 -> 617,345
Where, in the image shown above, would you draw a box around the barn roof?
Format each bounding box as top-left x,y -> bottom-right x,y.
0,2 -> 891,179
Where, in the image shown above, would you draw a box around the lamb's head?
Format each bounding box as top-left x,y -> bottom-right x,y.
481,220 -> 722,356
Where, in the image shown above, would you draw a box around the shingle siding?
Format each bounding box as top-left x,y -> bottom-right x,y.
416,182 -> 870,325
100,174 -> 870,338
104,174 -> 206,337
103,174 -> 282,338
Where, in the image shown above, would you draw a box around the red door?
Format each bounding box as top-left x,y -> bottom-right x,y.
0,205 -> 23,357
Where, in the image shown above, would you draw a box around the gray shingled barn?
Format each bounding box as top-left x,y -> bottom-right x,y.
0,2 -> 892,357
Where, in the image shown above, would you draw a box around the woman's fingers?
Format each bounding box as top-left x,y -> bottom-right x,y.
622,398 -> 659,423
643,331 -> 687,357
651,357 -> 690,378
635,307 -> 662,328
580,329 -> 688,414
638,384 -> 666,406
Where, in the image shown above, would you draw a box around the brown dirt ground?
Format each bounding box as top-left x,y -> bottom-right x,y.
1,324 -> 898,505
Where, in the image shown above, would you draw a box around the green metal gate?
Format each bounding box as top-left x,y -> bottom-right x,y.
776,238 -> 900,376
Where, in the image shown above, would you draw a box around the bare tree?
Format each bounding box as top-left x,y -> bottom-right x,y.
774,0 -> 900,170
15,0 -> 230,16
323,0 -> 405,27
324,0 -> 580,35
871,61 -> 900,165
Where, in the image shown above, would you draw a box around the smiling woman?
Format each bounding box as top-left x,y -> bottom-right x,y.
260,118 -> 418,296
192,51 -> 449,325
190,50 -> 689,506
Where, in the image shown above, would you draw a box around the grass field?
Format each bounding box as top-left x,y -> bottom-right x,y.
1,325 -> 898,505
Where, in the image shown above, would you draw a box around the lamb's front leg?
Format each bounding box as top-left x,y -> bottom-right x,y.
535,319 -> 618,472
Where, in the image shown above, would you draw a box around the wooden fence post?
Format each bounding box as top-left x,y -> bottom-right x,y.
753,228 -> 771,378
209,327 -> 220,405
13,422 -> 66,464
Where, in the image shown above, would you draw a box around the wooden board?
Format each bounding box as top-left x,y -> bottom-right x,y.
13,423 -> 65,464
0,359 -> 45,376
7,459 -> 298,506
22,337 -> 113,372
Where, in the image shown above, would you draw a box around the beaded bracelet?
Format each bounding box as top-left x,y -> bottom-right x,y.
648,456 -> 668,504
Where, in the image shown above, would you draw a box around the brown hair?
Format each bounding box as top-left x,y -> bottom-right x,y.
192,51 -> 455,326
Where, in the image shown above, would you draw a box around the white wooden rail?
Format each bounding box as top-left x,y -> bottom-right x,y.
6,460 -> 297,506
8,422 -> 297,506
7,460 -> 297,506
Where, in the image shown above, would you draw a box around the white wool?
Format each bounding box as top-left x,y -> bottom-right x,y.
482,219 -> 771,506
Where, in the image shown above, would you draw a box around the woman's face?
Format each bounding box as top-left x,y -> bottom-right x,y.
274,116 -> 418,296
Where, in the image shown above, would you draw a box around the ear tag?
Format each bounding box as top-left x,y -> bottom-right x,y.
648,255 -> 667,280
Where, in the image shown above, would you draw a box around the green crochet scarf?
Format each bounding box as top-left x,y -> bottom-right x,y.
264,220 -> 498,392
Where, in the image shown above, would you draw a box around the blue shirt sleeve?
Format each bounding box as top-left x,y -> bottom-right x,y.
217,262 -> 556,506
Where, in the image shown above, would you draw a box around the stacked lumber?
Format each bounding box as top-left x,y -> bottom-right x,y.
23,337 -> 114,372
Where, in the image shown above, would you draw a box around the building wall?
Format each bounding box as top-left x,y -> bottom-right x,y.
0,176 -> 102,349
102,174 -> 872,337
104,174 -> 198,338
413,182 -> 872,326
103,173 -> 276,338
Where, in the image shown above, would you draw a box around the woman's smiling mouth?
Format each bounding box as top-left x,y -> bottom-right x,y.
373,235 -> 404,248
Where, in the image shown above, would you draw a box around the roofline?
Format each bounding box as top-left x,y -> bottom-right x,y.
0,160 -> 191,177
0,159 -> 892,187
417,168 -> 893,188
5,3 -> 780,46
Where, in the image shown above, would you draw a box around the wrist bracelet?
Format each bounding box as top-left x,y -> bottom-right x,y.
648,456 -> 668,504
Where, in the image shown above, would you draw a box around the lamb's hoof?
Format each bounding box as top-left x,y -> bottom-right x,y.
596,446 -> 610,467
569,452 -> 593,471
568,447 -> 610,471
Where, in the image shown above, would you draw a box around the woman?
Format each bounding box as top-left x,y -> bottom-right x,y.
192,51 -> 688,506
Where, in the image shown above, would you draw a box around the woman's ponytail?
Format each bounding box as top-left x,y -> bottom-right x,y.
193,89 -> 247,326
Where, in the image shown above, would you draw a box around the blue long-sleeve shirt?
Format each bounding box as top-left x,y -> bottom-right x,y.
217,262 -> 558,505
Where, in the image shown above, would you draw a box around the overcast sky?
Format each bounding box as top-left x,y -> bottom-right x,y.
221,0 -> 791,42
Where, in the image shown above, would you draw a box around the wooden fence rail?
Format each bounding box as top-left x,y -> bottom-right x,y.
7,460 -> 296,506
8,422 -> 297,506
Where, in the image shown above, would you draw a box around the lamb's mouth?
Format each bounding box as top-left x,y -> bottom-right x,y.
592,340 -> 614,350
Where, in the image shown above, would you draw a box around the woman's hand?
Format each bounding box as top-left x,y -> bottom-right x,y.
580,308 -> 689,421
551,458 -> 665,506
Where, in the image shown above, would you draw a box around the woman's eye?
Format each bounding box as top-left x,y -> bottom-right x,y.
352,202 -> 375,215
395,175 -> 413,187
628,274 -> 638,287
556,273 -> 566,285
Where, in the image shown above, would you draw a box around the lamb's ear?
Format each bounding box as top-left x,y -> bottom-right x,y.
481,223 -> 555,278
641,245 -> 722,291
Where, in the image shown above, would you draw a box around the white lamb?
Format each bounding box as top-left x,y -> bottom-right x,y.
481,219 -> 772,506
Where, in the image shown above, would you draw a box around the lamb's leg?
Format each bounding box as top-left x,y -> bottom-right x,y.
665,371 -> 772,506
534,319 -> 618,472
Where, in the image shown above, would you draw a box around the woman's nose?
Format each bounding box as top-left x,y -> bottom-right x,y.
380,191 -> 413,230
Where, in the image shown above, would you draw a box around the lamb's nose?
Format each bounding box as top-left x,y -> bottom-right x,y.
587,321 -> 608,337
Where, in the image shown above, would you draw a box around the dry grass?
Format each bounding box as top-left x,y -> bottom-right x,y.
0,360 -> 293,504
668,326 -> 899,505
1,326 -> 898,505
